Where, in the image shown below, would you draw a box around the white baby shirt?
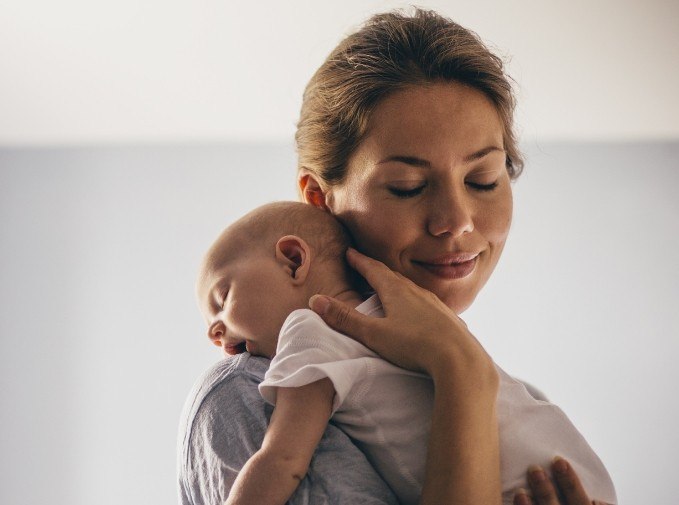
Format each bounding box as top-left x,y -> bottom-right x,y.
259,295 -> 617,505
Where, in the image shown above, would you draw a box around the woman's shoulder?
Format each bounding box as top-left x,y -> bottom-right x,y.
517,380 -> 548,402
196,352 -> 268,391
180,353 -> 270,425
178,353 -> 272,452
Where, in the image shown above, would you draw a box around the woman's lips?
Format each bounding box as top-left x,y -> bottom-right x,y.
413,254 -> 478,280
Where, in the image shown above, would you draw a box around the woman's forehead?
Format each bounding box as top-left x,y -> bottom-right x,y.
361,82 -> 503,158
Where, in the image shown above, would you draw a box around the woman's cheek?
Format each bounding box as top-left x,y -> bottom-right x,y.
479,184 -> 513,244
355,215 -> 394,258
366,207 -> 419,270
495,187 -> 513,241
343,204 -> 396,261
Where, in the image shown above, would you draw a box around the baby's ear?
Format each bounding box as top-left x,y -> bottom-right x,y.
275,235 -> 311,284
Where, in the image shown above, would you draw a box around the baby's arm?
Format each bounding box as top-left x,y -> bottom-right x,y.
225,377 -> 335,505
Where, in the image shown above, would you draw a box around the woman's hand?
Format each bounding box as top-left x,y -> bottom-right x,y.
309,248 -> 495,382
310,248 -> 502,505
514,457 -> 608,505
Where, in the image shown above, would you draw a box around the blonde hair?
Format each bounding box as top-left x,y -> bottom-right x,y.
296,8 -> 523,188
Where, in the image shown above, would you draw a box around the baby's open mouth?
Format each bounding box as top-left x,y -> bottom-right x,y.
225,341 -> 247,355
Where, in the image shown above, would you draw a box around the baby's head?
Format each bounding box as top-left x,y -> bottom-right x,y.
196,201 -> 354,358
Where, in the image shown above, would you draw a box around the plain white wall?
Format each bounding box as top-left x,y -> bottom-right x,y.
1,0 -> 678,145
1,142 -> 678,505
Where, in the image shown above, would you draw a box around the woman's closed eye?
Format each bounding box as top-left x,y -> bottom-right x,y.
388,184 -> 426,198
466,180 -> 499,192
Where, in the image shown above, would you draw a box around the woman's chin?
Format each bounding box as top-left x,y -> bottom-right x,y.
439,292 -> 474,315
406,259 -> 484,312
409,271 -> 477,314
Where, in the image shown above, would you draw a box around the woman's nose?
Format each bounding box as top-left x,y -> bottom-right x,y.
427,189 -> 474,238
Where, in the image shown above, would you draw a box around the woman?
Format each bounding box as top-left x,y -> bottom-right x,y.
297,9 -> 612,504
177,8 -> 612,505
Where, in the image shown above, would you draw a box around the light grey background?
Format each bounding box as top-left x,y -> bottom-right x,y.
1,141 -> 678,504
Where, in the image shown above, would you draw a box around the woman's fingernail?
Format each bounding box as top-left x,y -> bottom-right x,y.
528,465 -> 546,483
552,456 -> 568,475
514,488 -> 530,505
309,295 -> 330,315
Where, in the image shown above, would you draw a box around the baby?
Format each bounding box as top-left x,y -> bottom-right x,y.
196,201 -> 617,505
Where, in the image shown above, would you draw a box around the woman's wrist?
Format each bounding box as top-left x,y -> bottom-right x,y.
420,348 -> 501,505
426,329 -> 499,397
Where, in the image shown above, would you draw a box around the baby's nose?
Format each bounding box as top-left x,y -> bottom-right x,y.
208,320 -> 226,339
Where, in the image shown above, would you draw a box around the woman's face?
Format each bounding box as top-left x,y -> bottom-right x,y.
321,82 -> 513,314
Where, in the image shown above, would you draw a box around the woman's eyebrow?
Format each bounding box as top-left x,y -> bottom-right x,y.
377,155 -> 431,168
463,146 -> 505,163
377,146 -> 505,168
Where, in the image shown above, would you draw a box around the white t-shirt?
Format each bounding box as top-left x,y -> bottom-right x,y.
259,295 -> 616,505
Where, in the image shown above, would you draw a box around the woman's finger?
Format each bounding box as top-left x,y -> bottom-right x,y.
550,457 -> 592,505
526,466 -> 560,505
514,488 -> 533,505
312,247 -> 489,375
308,294 -> 376,346
345,248 -> 406,295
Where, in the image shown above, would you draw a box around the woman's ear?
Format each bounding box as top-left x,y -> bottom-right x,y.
298,171 -> 329,210
275,235 -> 312,284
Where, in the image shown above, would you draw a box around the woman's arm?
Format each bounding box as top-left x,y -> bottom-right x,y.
310,248 -> 502,505
310,249 -> 606,505
226,378 -> 336,505
420,357 -> 500,505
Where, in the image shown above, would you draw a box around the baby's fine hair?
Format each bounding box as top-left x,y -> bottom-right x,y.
226,201 -> 353,263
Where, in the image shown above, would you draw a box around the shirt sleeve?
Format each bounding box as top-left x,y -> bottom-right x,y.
259,309 -> 375,414
179,354 -> 398,505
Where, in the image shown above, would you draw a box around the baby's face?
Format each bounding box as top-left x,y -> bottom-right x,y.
198,252 -> 305,359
